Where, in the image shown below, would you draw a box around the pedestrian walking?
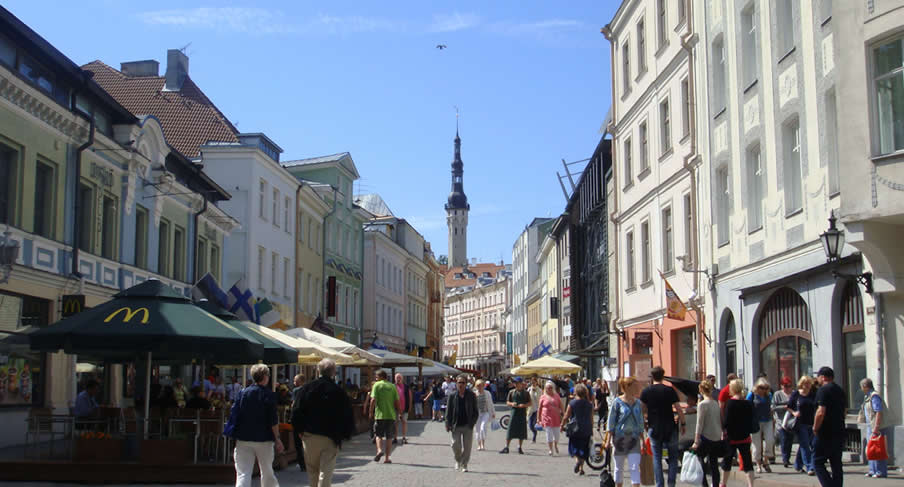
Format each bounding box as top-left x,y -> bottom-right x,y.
413,385 -> 424,420
291,359 -> 355,487
423,379 -> 445,421
446,375 -> 478,471
772,376 -> 795,468
231,363 -> 283,487
537,380 -> 564,456
691,380 -> 724,487
604,376 -> 645,487
640,366 -> 686,487
720,378 -> 755,487
860,377 -> 893,478
562,383 -> 594,475
746,378 -> 775,473
787,375 -> 817,475
393,373 -> 413,445
528,377 -> 542,443
812,367 -> 846,487
718,373 -> 738,423
500,377 -> 531,454
369,370 -> 400,464
594,378 -> 611,430
474,379 -> 495,451
290,374 -> 306,472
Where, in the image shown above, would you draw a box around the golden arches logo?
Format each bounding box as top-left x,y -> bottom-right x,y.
63,299 -> 81,315
104,307 -> 150,324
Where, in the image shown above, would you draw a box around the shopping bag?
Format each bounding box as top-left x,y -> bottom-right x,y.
640,452 -> 655,485
491,420 -> 501,431
679,451 -> 704,485
866,434 -> 888,461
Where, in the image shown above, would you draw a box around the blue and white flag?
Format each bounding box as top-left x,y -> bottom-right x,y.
227,277 -> 256,322
191,272 -> 229,308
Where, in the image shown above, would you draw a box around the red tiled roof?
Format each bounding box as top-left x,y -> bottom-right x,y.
444,263 -> 506,289
82,60 -> 238,158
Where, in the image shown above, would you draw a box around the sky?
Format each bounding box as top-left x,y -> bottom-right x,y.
7,1 -> 618,264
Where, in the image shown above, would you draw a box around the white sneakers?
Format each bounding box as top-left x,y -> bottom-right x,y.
461,465 -> 468,472
454,462 -> 460,471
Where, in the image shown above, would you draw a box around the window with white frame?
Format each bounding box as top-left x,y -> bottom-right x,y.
776,0 -> 795,57
640,120 -> 649,172
637,19 -> 646,75
680,78 -> 690,138
783,119 -> 803,214
284,197 -> 290,232
716,166 -> 730,245
622,41 -> 631,95
874,37 -> 904,154
746,145 -> 764,231
272,188 -> 280,228
660,98 -> 671,154
713,37 -> 726,114
825,90 -> 840,195
662,206 -> 673,273
623,137 -> 633,187
259,180 -> 267,220
656,0 -> 667,50
626,229 -> 635,287
641,220 -> 651,283
742,4 -> 758,87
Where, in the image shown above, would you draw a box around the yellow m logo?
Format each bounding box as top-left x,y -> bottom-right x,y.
104,307 -> 150,324
63,300 -> 81,314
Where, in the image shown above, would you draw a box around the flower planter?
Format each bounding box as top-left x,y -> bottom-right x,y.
73,438 -> 124,462
140,438 -> 194,465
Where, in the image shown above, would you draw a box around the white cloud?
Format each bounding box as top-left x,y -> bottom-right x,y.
407,215 -> 446,231
428,12 -> 482,33
138,8 -> 406,35
489,19 -> 584,39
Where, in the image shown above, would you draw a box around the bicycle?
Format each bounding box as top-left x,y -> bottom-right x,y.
497,413 -> 511,430
586,424 -> 609,470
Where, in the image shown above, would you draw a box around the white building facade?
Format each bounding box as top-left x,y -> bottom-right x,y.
444,273 -> 510,377
363,222 -> 407,352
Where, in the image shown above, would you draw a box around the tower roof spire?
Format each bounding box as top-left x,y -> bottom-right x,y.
446,108 -> 468,211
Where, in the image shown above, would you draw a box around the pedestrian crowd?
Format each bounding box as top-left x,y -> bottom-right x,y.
201,359 -> 893,487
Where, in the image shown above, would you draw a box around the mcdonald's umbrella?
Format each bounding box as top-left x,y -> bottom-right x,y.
29,280 -> 265,363
195,301 -> 298,365
510,355 -> 582,376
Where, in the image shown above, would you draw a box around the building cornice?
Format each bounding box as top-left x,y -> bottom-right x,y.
0,69 -> 90,140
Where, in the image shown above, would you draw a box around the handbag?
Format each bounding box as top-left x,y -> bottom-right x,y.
782,411 -> 797,431
866,434 -> 889,461
640,450 -> 655,485
565,418 -> 579,437
679,451 -> 704,485
223,392 -> 242,438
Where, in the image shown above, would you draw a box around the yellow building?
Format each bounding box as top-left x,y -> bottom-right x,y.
294,182 -> 331,328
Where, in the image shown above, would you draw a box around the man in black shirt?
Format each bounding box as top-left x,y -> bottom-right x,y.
812,366 -> 846,487
445,375 -> 478,472
641,366 -> 686,487
290,374 -> 306,472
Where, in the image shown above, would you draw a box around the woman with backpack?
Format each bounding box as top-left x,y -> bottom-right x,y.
603,376 -> 644,487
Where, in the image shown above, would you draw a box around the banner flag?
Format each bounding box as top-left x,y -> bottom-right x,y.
191,273 -> 229,308
226,277 -> 255,322
661,272 -> 688,321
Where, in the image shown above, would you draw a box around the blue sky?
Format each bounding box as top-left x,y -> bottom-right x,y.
7,1 -> 617,264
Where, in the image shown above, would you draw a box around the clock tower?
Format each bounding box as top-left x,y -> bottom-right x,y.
445,128 -> 469,268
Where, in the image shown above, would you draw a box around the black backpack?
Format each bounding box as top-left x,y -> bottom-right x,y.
599,448 -> 614,487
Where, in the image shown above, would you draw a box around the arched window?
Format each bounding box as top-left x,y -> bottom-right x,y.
724,313 -> 737,377
759,288 -> 812,388
840,282 -> 866,412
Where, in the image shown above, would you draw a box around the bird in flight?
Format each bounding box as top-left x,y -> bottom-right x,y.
436,44 -> 447,50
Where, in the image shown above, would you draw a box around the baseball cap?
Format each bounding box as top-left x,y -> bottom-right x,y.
815,366 -> 834,378
513,377 -> 523,383
780,376 -> 793,386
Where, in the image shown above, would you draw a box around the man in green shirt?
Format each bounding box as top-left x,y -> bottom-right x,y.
369,370 -> 400,464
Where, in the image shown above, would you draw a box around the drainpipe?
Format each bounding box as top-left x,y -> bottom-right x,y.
875,293 -> 886,401
295,182 -> 304,326
679,0 -> 706,378
71,114 -> 95,278
601,24 -> 621,378
192,196 -> 208,283
321,186 -> 339,322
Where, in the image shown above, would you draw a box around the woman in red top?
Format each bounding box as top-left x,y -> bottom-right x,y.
537,380 -> 564,456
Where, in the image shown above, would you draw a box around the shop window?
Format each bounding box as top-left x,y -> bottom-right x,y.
0,291 -> 49,407
0,143 -> 18,227
840,282 -> 866,412
759,288 -> 812,388
33,160 -> 55,239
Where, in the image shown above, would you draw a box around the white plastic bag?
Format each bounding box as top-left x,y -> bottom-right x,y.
679,451 -> 704,485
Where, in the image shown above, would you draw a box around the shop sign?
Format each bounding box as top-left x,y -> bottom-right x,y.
506,331 -> 512,354
62,294 -> 86,317
633,332 -> 653,350
563,286 -> 570,298
104,307 -> 150,324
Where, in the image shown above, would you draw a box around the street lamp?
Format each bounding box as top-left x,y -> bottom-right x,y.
819,211 -> 873,294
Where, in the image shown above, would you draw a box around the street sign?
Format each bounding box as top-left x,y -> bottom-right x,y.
61,295 -> 85,317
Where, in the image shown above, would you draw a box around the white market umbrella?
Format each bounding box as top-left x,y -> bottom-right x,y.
511,355 -> 582,376
254,326 -> 353,365
284,327 -> 384,366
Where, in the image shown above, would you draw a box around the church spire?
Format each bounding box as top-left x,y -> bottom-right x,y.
446,123 -> 468,210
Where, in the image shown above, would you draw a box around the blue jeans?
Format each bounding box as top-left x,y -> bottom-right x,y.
529,411 -> 538,442
777,427 -> 793,464
793,424 -> 814,472
812,435 -> 843,487
649,430 -> 679,487
867,426 -> 891,477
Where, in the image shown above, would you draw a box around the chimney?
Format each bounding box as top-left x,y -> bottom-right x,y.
120,60 -> 159,77
164,49 -> 189,92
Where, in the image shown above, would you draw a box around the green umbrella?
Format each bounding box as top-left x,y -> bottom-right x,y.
195,301 -> 298,364
29,280 -> 264,363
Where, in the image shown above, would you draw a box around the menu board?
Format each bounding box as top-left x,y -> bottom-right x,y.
0,356 -> 34,406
